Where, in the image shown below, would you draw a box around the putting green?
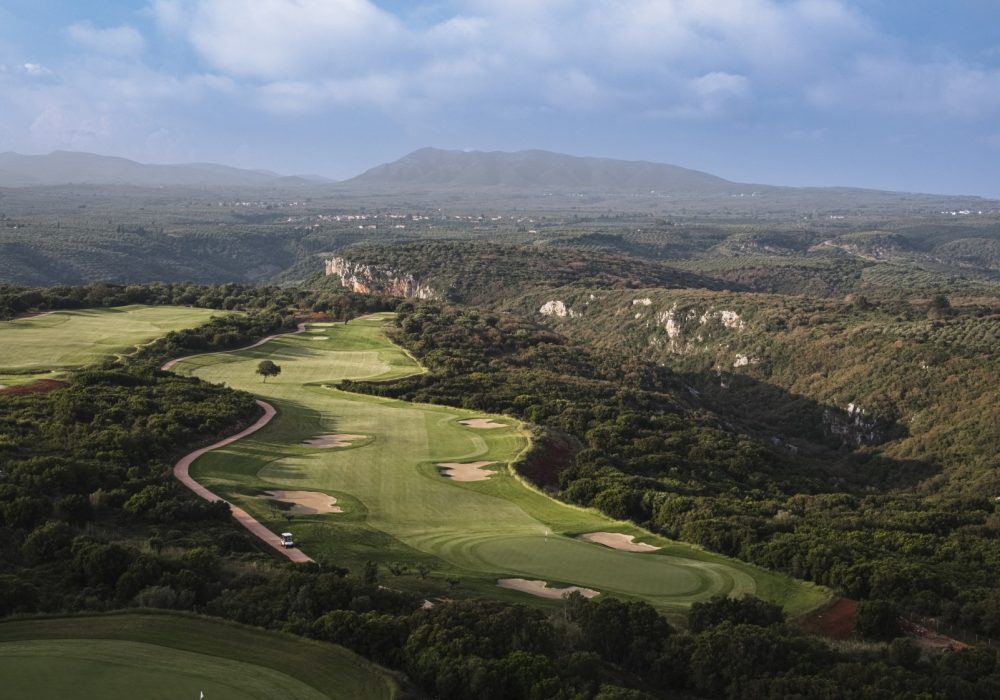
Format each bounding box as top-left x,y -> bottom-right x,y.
173,313 -> 827,615
0,306 -> 220,377
0,613 -> 397,700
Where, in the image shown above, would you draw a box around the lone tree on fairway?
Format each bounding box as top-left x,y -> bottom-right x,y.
256,360 -> 281,382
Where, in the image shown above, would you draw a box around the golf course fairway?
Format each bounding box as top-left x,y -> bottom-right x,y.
0,305 -> 219,385
0,613 -> 397,700
172,314 -> 827,615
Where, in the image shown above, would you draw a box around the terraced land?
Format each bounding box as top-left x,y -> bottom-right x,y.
0,305 -> 219,385
172,314 -> 827,615
0,613 -> 398,700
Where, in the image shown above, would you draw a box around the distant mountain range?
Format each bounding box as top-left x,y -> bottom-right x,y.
0,148 -> 995,204
0,151 -> 333,188
342,147 -> 752,194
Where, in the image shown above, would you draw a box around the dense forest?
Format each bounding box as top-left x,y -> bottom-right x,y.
347,302 -> 1000,639
4,280 -> 1000,697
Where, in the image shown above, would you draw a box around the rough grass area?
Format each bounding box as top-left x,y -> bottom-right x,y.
0,305 -> 220,373
0,612 -> 398,700
172,313 -> 828,616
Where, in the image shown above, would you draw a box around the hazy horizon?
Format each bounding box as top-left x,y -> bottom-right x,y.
2,1 -> 999,197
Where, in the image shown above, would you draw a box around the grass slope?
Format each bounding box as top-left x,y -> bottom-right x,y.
0,306 -> 220,384
0,612 -> 397,700
173,314 -> 826,616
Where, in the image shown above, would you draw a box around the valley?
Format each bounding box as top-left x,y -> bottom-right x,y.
0,148 -> 997,699
169,314 -> 824,616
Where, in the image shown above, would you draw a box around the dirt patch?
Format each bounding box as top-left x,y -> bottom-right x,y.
497,578 -> 599,600
0,379 -> 67,396
303,434 -> 367,448
459,418 -> 507,429
437,461 -> 498,482
577,532 -> 660,552
903,619 -> 969,652
797,597 -> 857,640
263,490 -> 341,515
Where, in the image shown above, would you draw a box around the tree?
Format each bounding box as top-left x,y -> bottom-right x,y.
256,360 -> 281,382
856,599 -> 901,640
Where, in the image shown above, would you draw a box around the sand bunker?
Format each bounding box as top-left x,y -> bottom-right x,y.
263,490 -> 341,515
459,418 -> 506,429
310,336 -> 328,341
302,434 -> 367,448
497,578 -> 599,600
437,461 -> 498,482
577,532 -> 661,552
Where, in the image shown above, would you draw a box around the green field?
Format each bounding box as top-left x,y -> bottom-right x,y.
0,306 -> 220,384
173,314 -> 827,616
0,612 -> 397,700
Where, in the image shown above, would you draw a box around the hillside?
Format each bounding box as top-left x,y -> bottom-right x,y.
0,151 -> 326,187
344,147 -> 745,193
325,241 -> 735,304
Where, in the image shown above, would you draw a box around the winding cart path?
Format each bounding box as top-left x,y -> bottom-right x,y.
164,325 -> 314,563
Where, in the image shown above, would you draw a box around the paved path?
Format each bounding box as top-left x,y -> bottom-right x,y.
166,325 -> 314,564
160,322 -> 306,371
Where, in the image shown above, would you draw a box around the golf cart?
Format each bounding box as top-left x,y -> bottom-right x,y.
280,532 -> 295,548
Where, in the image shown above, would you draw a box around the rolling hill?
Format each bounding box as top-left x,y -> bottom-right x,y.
0,151 -> 331,188
343,147 -> 750,194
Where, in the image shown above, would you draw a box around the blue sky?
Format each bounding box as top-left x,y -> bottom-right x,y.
1,1 -> 999,196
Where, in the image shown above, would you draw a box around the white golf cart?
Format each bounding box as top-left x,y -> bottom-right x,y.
280,532 -> 295,548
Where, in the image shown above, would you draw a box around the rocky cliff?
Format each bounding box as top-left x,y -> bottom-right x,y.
325,257 -> 438,299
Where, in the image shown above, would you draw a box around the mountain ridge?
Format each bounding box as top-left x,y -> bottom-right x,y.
0,151 -> 332,188
343,146 -> 757,194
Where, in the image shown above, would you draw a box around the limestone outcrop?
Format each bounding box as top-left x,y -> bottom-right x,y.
324,257 -> 437,299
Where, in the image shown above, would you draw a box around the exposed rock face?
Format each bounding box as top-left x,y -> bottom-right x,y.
823,402 -> 888,446
655,304 -> 746,353
539,300 -> 577,318
324,257 -> 437,299
733,353 -> 760,368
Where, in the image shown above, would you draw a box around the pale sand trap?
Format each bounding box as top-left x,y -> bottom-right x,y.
263,490 -> 342,514
437,461 -> 498,482
497,578 -> 599,600
310,336 -> 328,341
302,433 -> 367,448
577,532 -> 661,552
459,418 -> 507,429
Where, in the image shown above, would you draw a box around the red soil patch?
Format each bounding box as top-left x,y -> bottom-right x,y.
797,597 -> 857,640
902,618 -> 969,652
0,379 -> 67,396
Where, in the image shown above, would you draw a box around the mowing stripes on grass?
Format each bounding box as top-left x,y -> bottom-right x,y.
0,612 -> 398,700
171,314 -> 829,615
0,305 -> 220,372
0,639 -> 328,700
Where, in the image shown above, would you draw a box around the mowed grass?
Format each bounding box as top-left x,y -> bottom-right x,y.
173,313 -> 828,616
0,612 -> 398,700
0,306 -> 221,377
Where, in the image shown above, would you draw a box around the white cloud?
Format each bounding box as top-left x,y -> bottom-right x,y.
20,63 -> 52,76
151,0 -> 403,80
68,22 -> 146,57
809,56 -> 1000,119
5,0 -> 999,165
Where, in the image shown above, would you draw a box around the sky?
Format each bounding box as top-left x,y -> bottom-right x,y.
1,0 -> 999,196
